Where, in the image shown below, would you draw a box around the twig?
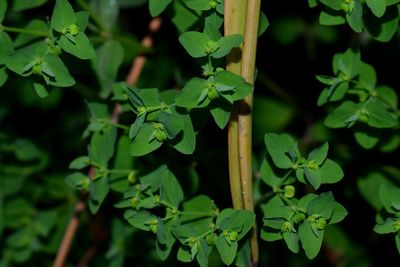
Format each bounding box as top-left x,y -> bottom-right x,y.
52,16 -> 164,267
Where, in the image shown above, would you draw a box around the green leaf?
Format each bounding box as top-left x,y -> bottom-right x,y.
0,32 -> 14,64
366,0 -> 386,17
110,136 -> 134,192
364,4 -> 399,42
217,209 -> 255,239
214,71 -> 253,102
396,233 -> 400,254
259,158 -> 282,188
179,32 -> 209,58
185,0 -> 211,11
379,184 -> 400,214
170,109 -> 196,154
196,239 -> 211,267
319,10 -> 346,26
283,231 -> 299,253
307,142 -> 328,165
304,167 -> 322,189
0,0 -> 7,23
51,0 -> 77,32
177,246 -> 192,262
181,195 -> 216,223
299,221 -> 324,259
69,156 -> 90,170
0,66 -> 7,86
308,0 -> 317,7
216,234 -> 238,265
59,32 -> 95,60
264,133 -> 298,169
374,218 -> 398,234
76,11 -> 90,31
307,192 -> 335,219
210,99 -> 231,129
320,159 -> 344,184
44,54 -> 76,87
324,101 -> 360,128
170,0 -> 201,33
357,172 -> 392,210
212,34 -> 243,58
346,0 -> 364,32
329,202 -> 348,224
94,40 -> 124,98
130,123 -> 163,156
354,131 -> 379,149
261,196 -> 291,219
13,0 -> 47,11
124,210 -> 157,231
65,172 -> 90,190
33,82 -> 48,98
358,63 -> 376,91
320,0 -> 343,10
258,12 -> 269,36
161,170 -> 183,208
90,0 -> 119,30
365,99 -> 397,128
14,20 -> 49,47
158,111 -> 183,139
90,126 -> 117,166
377,86 -> 397,110
175,77 -> 208,108
89,175 -> 110,214
149,0 -> 173,16
333,48 -> 361,78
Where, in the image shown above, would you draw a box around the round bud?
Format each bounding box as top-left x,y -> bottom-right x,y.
206,233 -> 217,245
68,24 -> 80,36
32,65 -> 42,75
284,185 -> 295,198
316,218 -> 327,230
207,87 -> 219,100
293,213 -> 306,224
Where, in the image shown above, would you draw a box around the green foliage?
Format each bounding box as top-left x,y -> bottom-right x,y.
2,0 -> 400,266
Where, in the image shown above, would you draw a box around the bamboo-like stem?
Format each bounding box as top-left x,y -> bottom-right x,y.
239,0 -> 262,265
225,1 -> 246,210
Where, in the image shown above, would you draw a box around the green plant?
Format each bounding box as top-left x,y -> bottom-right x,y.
1,0 -> 400,266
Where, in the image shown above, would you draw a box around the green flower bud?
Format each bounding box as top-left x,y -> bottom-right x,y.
224,230 -> 238,242
358,109 -> 369,123
207,87 -> 219,100
130,197 -> 138,208
209,0 -> 217,8
137,106 -> 146,116
128,170 -> 137,184
307,160 -> 319,170
68,24 -> 80,36
206,233 -> 217,245
153,123 -> 167,142
283,185 -> 295,198
51,45 -> 62,55
32,65 -> 42,75
148,218 -> 158,234
316,218 -> 327,230
281,221 -> 292,232
205,40 -> 218,54
394,220 -> 400,232
293,213 -> 306,224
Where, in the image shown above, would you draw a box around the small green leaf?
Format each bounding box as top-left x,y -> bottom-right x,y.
69,156 -> 90,170
365,99 -> 397,128
149,0 -> 173,16
33,82 -> 48,98
259,158 -> 282,188
170,109 -> 196,154
51,0 -> 77,32
329,202 -> 348,224
130,123 -> 163,156
364,4 -> 399,42
13,0 -> 47,11
185,0 -> 211,11
90,126 -> 117,166
258,12 -> 269,36
307,142 -> 328,165
366,0 -> 386,17
320,159 -> 344,184
161,170 -> 183,208
177,246 -> 192,262
304,167 -> 322,189
264,133 -> 298,169
60,32 -> 95,60
0,66 -> 7,86
216,234 -> 238,265
283,231 -> 299,253
124,210 -> 157,231
377,86 -> 397,110
175,77 -> 208,108
396,233 -> 400,254
94,40 -> 124,98
89,175 -> 110,214
346,0 -> 364,32
299,221 -> 324,259
319,10 -> 346,26
358,63 -> 376,91
379,184 -> 400,214
179,32 -> 209,58
324,101 -> 361,128
307,192 -> 335,219
210,99 -> 231,129
44,54 -> 76,87
374,218 -> 398,234
214,71 -> 253,102
0,0 -> 7,23
14,20 -> 49,47
65,172 -> 90,190
196,239 -> 211,267
320,0 -> 343,10
212,34 -> 243,58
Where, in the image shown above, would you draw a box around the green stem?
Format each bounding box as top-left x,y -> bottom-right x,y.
239,0 -> 262,265
0,25 -> 48,37
225,0 -> 246,210
75,0 -> 108,32
107,169 -> 132,174
98,119 -> 130,131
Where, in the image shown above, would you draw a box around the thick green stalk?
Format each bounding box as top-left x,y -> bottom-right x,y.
225,0 -> 246,210
239,0 -> 262,265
